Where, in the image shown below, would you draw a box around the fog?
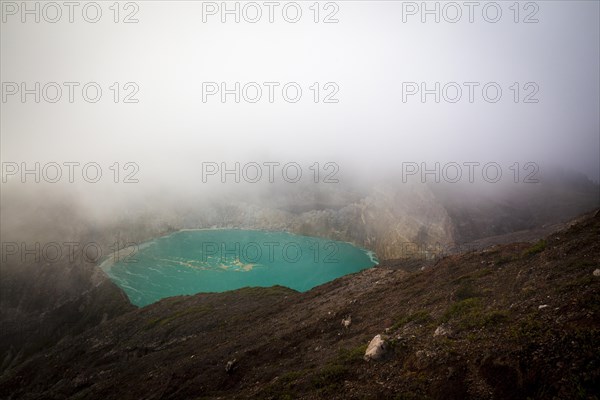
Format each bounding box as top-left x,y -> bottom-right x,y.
1,1 -> 599,248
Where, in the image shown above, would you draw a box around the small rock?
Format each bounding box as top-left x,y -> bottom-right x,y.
225,359 -> 237,374
593,269 -> 600,277
341,316 -> 352,329
433,325 -> 450,337
364,334 -> 388,361
538,304 -> 549,310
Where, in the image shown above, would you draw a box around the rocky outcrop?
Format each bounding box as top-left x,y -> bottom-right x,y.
188,183 -> 457,260
0,257 -> 135,374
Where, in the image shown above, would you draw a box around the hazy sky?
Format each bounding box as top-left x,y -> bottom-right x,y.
1,0 -> 599,191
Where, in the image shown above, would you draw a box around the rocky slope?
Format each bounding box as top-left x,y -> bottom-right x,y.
1,210 -> 598,399
0,257 -> 135,374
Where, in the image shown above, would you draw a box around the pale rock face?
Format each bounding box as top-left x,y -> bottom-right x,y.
364,334 -> 388,361
593,268 -> 600,277
194,183 -> 455,260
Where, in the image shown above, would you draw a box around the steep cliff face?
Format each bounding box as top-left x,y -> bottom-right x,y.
0,258 -> 135,374
173,174 -> 599,260
334,184 -> 455,259
186,183 -> 456,260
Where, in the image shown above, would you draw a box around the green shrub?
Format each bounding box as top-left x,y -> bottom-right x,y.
522,240 -> 547,257
392,310 -> 433,331
441,299 -> 508,330
337,344 -> 368,364
455,281 -> 480,301
311,364 -> 349,391
442,298 -> 482,322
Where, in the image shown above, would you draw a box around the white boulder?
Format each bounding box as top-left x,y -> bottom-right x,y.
364,334 -> 388,361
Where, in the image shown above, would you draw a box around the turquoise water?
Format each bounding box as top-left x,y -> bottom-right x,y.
101,230 -> 378,307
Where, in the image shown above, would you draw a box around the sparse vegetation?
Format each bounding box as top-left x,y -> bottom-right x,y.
258,370 -> 307,400
480,310 -> 510,326
522,239 -> 547,257
441,298 -> 510,331
495,255 -> 518,265
442,298 -> 482,322
311,363 -> 349,393
392,310 -> 433,331
455,279 -> 481,301
337,343 -> 368,364
508,314 -> 547,340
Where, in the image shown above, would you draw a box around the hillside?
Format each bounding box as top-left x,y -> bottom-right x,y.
1,210 -> 598,399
